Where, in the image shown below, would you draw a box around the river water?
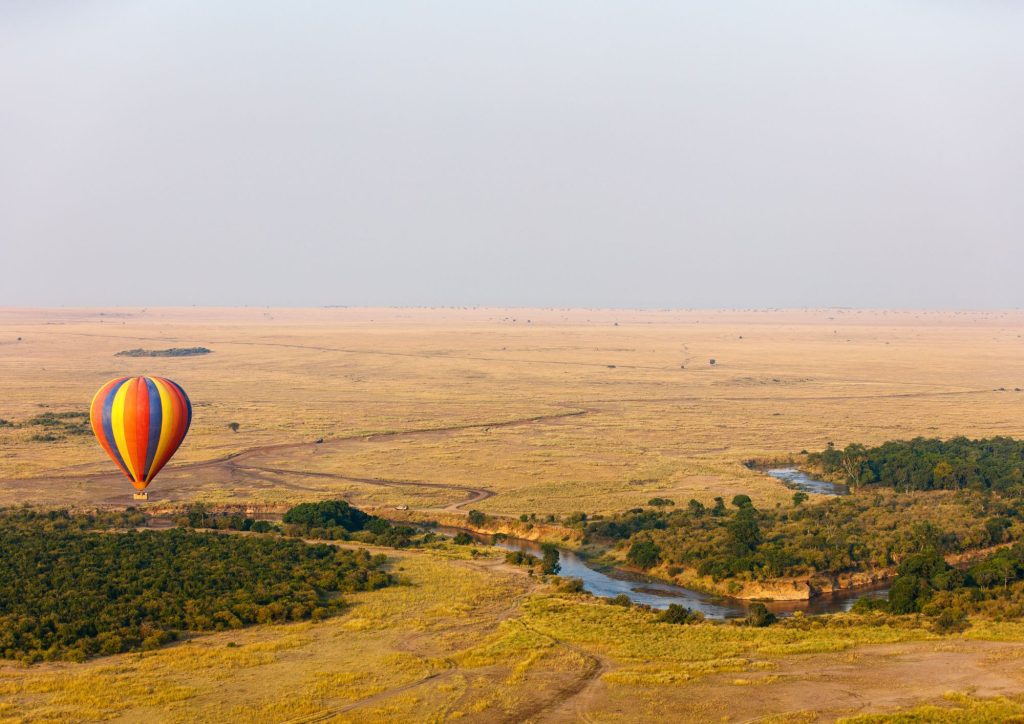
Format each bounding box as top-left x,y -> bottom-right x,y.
765,467 -> 850,496
433,468 -> 888,620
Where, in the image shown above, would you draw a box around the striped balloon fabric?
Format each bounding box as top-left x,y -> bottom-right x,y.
89,376 -> 192,491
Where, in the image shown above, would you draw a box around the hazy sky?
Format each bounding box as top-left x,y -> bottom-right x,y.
2,1 -> 1022,308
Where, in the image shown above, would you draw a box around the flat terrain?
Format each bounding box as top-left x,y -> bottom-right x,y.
4,307 -> 1024,721
3,307 -> 1024,514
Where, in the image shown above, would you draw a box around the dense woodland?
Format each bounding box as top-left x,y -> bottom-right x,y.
586,489 -> 1023,585
181,500 -> 434,548
853,541 -> 1024,632
0,509 -> 392,663
809,437 -> 1024,492
579,438 -> 1024,587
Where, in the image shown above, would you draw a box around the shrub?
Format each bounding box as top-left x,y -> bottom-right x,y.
559,578 -> 586,593
627,540 -> 661,569
283,500 -> 371,533
467,510 -> 487,527
746,603 -> 776,627
540,543 -> 561,575
656,604 -> 704,624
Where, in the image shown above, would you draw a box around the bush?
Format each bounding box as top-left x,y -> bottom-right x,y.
467,510 -> 487,527
559,577 -> 585,593
656,604 -> 704,624
746,603 -> 776,627
540,543 -> 561,575
627,540 -> 661,569
505,550 -> 537,567
608,593 -> 632,607
283,500 -> 371,533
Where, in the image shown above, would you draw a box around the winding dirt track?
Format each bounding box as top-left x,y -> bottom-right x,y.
6,408 -> 587,509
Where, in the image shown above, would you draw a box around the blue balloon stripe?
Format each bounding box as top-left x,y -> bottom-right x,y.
101,379 -> 133,479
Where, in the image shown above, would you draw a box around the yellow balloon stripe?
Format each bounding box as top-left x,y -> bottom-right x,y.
149,378 -> 177,483
110,382 -> 138,481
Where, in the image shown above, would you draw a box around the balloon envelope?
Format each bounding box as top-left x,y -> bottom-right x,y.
89,376 -> 192,491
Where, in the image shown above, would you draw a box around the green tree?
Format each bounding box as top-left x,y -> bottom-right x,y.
727,506 -> 761,553
467,510 -> 487,527
283,500 -> 371,532
746,603 -> 776,627
731,494 -> 752,509
627,540 -> 661,569
540,543 -> 561,575
656,604 -> 704,624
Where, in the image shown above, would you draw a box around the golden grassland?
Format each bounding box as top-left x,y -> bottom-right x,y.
2,307 -> 1024,515
5,543 -> 1024,721
6,307 -> 1024,720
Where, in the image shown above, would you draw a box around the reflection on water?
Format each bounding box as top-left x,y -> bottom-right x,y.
766,467 -> 849,496
434,527 -> 888,620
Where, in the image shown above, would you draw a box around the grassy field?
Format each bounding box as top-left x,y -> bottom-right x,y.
4,542 -> 1024,721
2,307 -> 1024,515
4,307 -> 1024,721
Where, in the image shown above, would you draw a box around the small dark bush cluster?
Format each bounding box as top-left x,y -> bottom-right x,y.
114,347 -> 212,357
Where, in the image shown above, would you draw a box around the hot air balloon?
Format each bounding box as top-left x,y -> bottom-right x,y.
90,376 -> 192,500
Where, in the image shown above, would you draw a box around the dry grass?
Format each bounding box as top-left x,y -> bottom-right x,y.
4,543 -> 1024,721
2,307 -> 1024,515
5,307 -> 1024,721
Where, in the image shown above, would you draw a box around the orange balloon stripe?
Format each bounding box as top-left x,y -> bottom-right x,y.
122,378 -> 142,481
133,377 -> 151,482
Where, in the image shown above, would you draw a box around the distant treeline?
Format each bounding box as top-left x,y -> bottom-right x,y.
0,508 -> 392,663
809,437 -> 1024,492
114,347 -> 212,357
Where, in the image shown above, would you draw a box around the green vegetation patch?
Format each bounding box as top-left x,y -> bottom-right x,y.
0,510 -> 392,663
586,489 -> 1022,584
20,410 -> 92,441
810,436 -> 1024,492
181,500 -> 442,549
114,347 -> 212,357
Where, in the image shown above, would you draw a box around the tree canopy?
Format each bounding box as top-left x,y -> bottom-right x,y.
0,510 -> 392,663
809,437 -> 1024,492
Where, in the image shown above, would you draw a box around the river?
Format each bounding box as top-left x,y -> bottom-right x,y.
433,468 -> 888,620
765,467 -> 850,496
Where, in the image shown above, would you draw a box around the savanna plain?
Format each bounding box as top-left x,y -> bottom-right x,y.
4,307 -> 1024,722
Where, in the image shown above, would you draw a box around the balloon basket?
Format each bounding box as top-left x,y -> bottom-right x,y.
133,492 -> 149,501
